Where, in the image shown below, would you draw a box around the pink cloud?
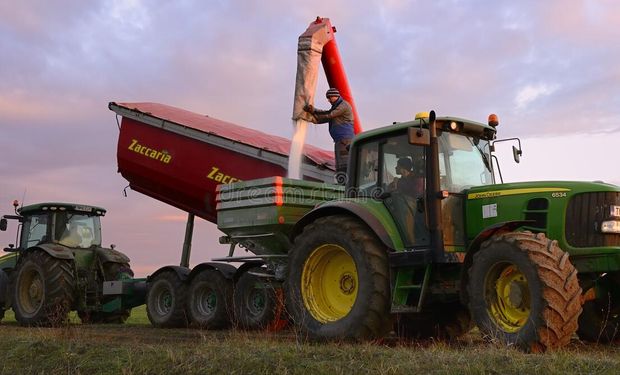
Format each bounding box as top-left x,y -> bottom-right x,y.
155,215 -> 189,222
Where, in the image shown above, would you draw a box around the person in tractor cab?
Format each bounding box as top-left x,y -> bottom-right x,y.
390,157 -> 423,196
303,88 -> 354,180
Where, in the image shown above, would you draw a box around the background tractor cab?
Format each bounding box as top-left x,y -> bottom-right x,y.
1,201 -> 104,252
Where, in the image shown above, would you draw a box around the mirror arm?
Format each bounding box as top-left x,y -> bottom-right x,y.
492,137 -> 522,151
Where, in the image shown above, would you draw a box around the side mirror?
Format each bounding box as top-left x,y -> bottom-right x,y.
512,145 -> 522,163
0,218 -> 6,231
408,127 -> 430,146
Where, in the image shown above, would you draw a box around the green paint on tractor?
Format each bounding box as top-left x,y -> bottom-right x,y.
216,112 -> 620,350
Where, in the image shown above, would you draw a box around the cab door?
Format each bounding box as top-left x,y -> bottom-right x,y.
354,133 -> 429,248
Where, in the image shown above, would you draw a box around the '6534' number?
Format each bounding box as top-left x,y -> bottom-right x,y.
551,192 -> 567,198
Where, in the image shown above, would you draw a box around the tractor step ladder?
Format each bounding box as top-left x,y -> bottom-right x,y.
390,262 -> 432,314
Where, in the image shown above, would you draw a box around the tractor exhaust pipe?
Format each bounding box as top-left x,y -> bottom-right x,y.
427,110 -> 445,262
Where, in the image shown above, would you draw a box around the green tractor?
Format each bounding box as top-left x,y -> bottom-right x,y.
217,111 -> 619,351
0,201 -> 145,325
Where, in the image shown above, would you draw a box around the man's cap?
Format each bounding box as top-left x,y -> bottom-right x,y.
326,88 -> 340,98
397,157 -> 413,171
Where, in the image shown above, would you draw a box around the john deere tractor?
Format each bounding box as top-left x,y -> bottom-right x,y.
215,111 -> 620,351
0,201 -> 145,325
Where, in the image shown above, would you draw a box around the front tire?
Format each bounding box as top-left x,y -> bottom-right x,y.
146,271 -> 188,328
13,250 -> 76,326
286,215 -> 391,340
468,232 -> 582,351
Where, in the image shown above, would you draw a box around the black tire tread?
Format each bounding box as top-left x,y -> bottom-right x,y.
13,250 -> 76,326
187,269 -> 233,329
234,267 -> 277,330
147,271 -> 188,328
469,231 -> 581,351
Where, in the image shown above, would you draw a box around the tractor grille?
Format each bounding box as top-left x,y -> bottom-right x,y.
565,192 -> 620,248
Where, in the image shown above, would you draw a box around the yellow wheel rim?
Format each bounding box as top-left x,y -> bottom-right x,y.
301,244 -> 358,323
485,263 -> 531,333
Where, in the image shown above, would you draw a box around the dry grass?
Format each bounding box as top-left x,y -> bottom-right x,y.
1,307 -> 620,374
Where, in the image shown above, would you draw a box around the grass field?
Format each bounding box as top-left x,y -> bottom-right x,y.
1,306 -> 620,374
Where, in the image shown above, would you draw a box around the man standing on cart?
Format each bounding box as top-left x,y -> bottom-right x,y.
304,88 -> 354,183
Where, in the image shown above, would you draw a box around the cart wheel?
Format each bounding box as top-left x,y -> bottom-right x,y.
234,267 -> 281,330
146,271 -> 188,328
187,269 -> 233,329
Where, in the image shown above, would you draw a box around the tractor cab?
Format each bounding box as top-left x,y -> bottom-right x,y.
347,113 -> 497,250
1,202 -> 106,251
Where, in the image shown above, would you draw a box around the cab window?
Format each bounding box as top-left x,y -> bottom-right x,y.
20,214 -> 49,248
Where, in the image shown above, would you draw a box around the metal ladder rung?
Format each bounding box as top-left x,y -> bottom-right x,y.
396,284 -> 424,290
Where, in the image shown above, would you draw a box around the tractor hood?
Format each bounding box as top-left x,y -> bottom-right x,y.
465,180 -> 620,201
464,180 -> 620,272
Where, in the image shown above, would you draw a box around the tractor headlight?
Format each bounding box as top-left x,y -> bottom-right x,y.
601,220 -> 620,234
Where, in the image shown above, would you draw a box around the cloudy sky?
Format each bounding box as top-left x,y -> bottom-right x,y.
1,0 -> 619,276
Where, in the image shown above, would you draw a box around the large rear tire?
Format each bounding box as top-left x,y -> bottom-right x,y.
187,269 -> 233,329
234,267 -> 281,330
468,232 -> 582,351
146,271 -> 188,328
13,250 -> 75,326
79,263 -> 134,324
577,272 -> 620,343
286,215 -> 391,340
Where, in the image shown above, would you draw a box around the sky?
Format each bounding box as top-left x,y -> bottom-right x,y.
1,0 -> 619,276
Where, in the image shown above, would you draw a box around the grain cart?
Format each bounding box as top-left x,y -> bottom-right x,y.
0,201 -> 145,325
107,16 -> 362,330
216,111 -> 620,351
109,102 -> 337,329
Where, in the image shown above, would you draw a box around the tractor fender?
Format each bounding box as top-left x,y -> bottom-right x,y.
0,252 -> 18,271
290,201 -> 400,251
28,243 -> 75,260
147,265 -> 190,284
187,262 -> 238,282
0,269 -> 8,307
459,220 -> 533,305
95,247 -> 131,264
